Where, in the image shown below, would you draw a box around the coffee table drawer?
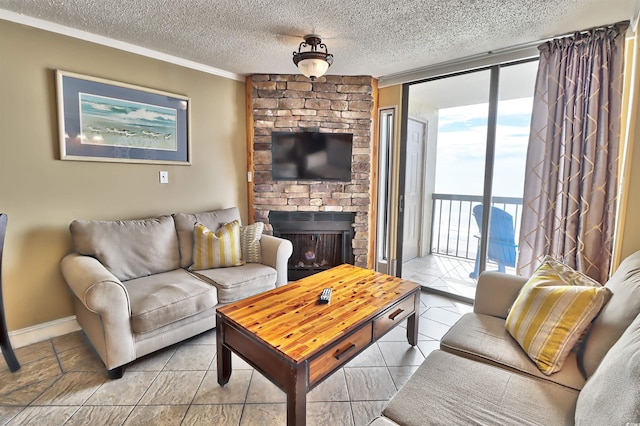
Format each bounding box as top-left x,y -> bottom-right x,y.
373,295 -> 415,340
309,323 -> 373,386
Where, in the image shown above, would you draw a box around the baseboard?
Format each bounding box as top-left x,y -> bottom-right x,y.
8,316 -> 81,349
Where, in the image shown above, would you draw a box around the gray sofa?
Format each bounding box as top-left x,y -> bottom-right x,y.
371,251 -> 640,425
60,207 -> 293,379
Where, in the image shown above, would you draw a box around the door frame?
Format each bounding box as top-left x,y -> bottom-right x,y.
395,84 -> 411,276
375,106 -> 398,275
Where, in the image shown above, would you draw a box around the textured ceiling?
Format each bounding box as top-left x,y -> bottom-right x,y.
0,0 -> 638,80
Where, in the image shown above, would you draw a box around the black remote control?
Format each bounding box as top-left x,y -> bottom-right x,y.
319,288 -> 332,304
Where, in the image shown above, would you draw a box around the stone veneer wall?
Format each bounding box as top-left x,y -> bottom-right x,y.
249,74 -> 375,268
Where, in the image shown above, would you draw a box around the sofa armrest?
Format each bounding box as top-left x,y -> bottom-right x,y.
61,253 -> 131,312
473,271 -> 528,319
259,234 -> 293,286
60,253 -> 135,368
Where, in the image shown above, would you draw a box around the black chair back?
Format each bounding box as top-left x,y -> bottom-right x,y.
0,213 -> 20,372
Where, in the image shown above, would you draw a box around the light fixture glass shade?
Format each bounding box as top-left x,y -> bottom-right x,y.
297,58 -> 330,80
293,35 -> 333,80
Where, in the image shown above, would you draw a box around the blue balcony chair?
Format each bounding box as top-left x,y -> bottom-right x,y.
469,205 -> 517,279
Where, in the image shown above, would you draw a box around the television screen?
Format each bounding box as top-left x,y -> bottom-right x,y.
271,132 -> 353,181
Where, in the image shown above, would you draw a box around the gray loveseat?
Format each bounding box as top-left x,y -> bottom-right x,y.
60,207 -> 293,379
370,251 -> 640,425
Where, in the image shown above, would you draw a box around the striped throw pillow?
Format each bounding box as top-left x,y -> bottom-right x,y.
505,257 -> 611,375
190,221 -> 243,270
240,222 -> 264,263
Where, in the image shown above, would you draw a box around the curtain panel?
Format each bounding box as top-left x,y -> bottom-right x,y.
517,22 -> 628,283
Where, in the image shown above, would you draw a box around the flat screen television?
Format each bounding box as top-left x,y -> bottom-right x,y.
271,131 -> 353,181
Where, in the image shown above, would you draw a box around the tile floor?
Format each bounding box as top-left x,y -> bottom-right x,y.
402,254 -> 479,299
0,292 -> 472,426
403,254 -> 516,299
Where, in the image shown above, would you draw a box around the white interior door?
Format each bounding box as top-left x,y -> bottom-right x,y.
402,119 -> 426,261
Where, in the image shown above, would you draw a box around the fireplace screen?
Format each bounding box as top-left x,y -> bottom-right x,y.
283,233 -> 343,269
269,211 -> 355,280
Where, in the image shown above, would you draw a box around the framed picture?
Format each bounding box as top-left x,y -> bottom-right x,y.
56,70 -> 191,165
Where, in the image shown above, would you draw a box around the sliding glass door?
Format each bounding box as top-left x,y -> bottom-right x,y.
484,62 -> 537,281
398,60 -> 538,302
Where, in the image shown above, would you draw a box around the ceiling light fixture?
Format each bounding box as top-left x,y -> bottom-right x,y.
292,34 -> 334,81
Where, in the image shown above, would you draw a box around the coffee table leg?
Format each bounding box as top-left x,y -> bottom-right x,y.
406,292 -> 420,346
216,319 -> 232,385
286,363 -> 307,426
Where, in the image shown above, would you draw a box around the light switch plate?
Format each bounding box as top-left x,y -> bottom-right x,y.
159,171 -> 169,184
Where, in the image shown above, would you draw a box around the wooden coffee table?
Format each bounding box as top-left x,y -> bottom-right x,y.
216,264 -> 420,426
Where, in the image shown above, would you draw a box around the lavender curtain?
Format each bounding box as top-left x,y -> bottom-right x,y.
517,22 -> 628,283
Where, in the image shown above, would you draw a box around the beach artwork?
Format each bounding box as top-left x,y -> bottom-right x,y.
79,93 -> 178,151
57,70 -> 190,164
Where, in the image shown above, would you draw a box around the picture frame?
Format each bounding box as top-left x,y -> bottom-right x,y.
56,70 -> 191,165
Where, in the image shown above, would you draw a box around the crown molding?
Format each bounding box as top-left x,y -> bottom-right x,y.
0,9 -> 245,82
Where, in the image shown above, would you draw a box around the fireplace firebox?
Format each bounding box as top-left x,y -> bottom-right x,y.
269,211 -> 355,280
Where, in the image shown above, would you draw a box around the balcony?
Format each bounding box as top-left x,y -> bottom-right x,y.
402,193 -> 522,300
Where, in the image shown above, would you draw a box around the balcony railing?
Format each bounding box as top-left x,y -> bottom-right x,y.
430,194 -> 523,261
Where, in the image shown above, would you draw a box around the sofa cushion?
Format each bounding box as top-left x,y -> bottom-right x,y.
575,313 -> 640,425
367,417 -> 399,426
191,263 -> 276,303
70,215 -> 180,282
173,208 -> 241,269
190,221 -> 243,270
505,257 -> 611,375
582,249 -> 640,377
123,269 -> 218,334
382,349 -> 579,426
133,305 -> 219,359
240,222 -> 264,263
441,313 -> 585,390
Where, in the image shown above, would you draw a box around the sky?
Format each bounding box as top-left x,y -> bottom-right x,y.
434,97 -> 533,198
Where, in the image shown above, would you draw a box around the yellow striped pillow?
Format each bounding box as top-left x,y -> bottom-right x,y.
190,221 -> 243,270
505,257 -> 611,375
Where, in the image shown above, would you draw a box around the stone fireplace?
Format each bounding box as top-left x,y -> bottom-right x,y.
247,74 -> 377,270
